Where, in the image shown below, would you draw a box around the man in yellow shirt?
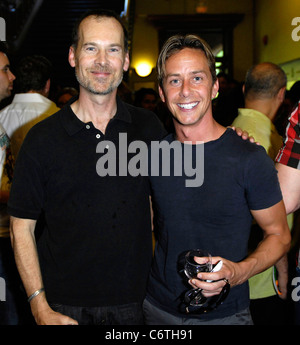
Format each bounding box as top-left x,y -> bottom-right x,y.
232,62 -> 292,324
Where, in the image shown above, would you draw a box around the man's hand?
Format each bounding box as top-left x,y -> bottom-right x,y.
30,293 -> 78,325
230,126 -> 258,144
34,307 -> 78,325
189,256 -> 236,297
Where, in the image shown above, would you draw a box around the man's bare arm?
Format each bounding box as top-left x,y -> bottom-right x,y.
10,216 -> 78,325
193,201 -> 291,294
240,200 -> 291,282
275,254 -> 289,299
276,162 -> 300,214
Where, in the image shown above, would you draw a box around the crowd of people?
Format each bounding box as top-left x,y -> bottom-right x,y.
0,8 -> 299,326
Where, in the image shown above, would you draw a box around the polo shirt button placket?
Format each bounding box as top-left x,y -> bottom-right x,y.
96,134 -> 101,139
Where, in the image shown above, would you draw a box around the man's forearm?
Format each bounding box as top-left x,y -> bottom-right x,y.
10,216 -> 79,325
10,217 -> 42,292
235,232 -> 290,286
275,254 -> 289,298
9,217 -> 49,317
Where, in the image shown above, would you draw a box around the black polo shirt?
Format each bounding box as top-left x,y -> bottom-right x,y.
8,97 -> 166,306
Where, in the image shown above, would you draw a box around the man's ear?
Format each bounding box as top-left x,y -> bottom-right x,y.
123,52 -> 130,72
212,78 -> 219,99
158,85 -> 166,103
43,79 -> 51,97
68,46 -> 76,68
277,87 -> 286,103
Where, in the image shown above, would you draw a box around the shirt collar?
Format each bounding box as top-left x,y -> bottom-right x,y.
12,93 -> 52,104
61,95 -> 132,136
238,108 -> 271,123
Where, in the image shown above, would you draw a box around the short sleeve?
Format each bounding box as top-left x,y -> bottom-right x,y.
8,136 -> 45,220
245,147 -> 282,210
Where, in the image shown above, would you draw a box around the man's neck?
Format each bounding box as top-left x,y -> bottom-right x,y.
174,117 -> 226,144
71,90 -> 118,133
244,99 -> 277,122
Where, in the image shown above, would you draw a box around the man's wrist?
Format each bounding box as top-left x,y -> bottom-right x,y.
28,288 -> 45,303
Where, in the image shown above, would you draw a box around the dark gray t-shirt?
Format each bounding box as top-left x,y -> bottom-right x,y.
147,129 -> 282,320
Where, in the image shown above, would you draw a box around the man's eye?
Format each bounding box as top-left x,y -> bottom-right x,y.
170,79 -> 179,85
194,76 -> 202,81
86,46 -> 95,52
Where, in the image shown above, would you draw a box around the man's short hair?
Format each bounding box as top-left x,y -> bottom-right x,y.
14,55 -> 52,93
71,8 -> 129,52
244,62 -> 287,99
157,34 -> 217,88
0,41 -> 8,55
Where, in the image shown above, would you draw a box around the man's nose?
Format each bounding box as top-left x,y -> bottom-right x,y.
9,70 -> 16,82
94,49 -> 107,65
180,79 -> 191,98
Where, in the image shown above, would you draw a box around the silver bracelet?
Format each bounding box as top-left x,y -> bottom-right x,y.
27,288 -> 45,303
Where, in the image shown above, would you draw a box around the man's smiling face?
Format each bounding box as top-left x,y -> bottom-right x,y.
68,16 -> 129,96
159,48 -> 218,127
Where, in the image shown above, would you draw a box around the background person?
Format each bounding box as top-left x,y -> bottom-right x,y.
0,55 -> 60,159
276,102 -> 300,324
134,87 -> 158,113
0,41 -> 32,325
55,86 -> 78,108
232,62 -> 293,324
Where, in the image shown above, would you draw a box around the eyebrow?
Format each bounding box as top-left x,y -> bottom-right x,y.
191,70 -> 208,76
83,42 -> 97,46
166,73 -> 180,78
83,42 -> 123,48
166,70 -> 208,78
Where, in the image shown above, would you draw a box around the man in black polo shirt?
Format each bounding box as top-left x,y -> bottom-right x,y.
8,9 -> 165,325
